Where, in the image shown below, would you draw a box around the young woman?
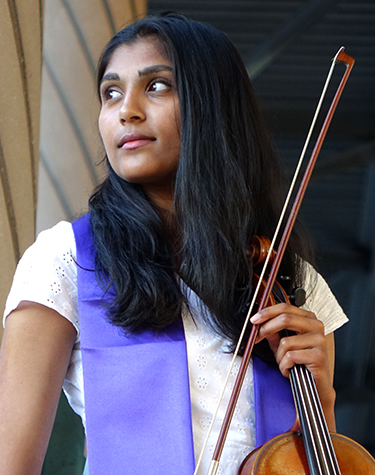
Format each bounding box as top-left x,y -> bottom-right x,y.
0,13 -> 347,475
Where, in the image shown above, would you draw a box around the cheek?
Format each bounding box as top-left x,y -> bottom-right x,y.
167,113 -> 180,150
98,114 -> 106,141
98,115 -> 113,151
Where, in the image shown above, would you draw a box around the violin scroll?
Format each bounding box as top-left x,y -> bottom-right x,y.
248,236 -> 276,267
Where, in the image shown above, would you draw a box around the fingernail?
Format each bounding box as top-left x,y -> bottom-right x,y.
250,314 -> 260,323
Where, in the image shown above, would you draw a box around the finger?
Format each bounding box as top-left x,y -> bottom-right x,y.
256,331 -> 281,355
277,345 -> 328,379
275,332 -> 327,367
251,302 -> 316,325
277,346 -> 337,429
254,311 -> 324,342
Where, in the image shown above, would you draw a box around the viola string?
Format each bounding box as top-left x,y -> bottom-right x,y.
292,365 -> 324,474
305,369 -> 341,473
300,369 -> 327,474
292,363 -> 341,474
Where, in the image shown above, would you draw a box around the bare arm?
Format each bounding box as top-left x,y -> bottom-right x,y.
0,301 -> 77,475
324,331 -> 336,431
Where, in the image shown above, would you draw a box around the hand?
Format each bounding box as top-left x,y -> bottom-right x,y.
250,302 -> 337,431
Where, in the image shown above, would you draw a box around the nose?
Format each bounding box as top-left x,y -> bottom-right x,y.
119,90 -> 145,123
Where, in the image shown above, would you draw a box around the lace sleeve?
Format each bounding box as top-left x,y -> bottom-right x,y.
302,262 -> 348,335
3,221 -> 79,341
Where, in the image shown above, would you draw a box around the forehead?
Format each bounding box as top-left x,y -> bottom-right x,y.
105,38 -> 171,74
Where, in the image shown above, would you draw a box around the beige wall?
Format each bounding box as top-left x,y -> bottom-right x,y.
37,0 -> 147,233
0,0 -> 147,341
0,0 -> 43,340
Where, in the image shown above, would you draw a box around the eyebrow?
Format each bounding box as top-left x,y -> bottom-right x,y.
138,64 -> 173,77
100,65 -> 173,88
100,72 -> 120,87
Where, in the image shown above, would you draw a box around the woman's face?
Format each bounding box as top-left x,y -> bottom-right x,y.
98,38 -> 180,209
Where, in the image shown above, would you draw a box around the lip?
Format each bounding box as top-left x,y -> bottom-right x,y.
118,133 -> 156,150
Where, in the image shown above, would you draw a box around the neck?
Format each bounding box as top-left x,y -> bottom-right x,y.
153,205 -> 183,270
142,181 -> 175,211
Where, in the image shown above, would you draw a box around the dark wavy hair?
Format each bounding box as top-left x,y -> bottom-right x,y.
89,13 -> 313,359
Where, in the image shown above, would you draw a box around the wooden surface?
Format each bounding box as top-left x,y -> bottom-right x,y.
239,432 -> 375,474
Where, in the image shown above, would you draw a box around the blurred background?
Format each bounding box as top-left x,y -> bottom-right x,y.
1,0 -> 374,473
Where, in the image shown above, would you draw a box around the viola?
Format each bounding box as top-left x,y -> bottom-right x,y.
239,431 -> 375,474
239,239 -> 375,474
195,48 -> 375,475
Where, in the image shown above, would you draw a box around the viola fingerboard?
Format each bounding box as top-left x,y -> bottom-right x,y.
290,363 -> 341,475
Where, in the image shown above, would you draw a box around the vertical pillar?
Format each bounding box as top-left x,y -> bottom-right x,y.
0,0 -> 43,340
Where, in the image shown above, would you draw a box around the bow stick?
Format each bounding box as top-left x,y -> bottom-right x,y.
193,47 -> 355,475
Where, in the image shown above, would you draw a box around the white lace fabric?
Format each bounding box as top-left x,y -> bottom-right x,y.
3,221 -> 348,474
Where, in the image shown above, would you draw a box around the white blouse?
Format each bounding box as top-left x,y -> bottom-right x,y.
3,221 -> 348,475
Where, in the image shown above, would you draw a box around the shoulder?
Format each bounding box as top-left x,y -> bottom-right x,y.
19,221 -> 77,282
15,220 -> 77,277
27,220 -> 76,257
3,220 -> 79,337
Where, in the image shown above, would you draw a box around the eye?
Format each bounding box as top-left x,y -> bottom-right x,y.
101,87 -> 122,102
148,79 -> 172,93
108,89 -> 121,100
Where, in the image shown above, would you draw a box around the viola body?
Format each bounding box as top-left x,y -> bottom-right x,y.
238,431 -> 375,474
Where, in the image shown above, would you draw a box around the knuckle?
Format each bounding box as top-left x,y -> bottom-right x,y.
315,332 -> 327,348
279,337 -> 289,351
279,303 -> 290,313
309,347 -> 326,370
280,313 -> 292,327
284,350 -> 294,366
306,310 -> 317,319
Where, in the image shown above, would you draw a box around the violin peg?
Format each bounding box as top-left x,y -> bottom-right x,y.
289,287 -> 306,307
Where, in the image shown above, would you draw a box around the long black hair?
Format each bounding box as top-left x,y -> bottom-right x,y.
89,13 -> 313,358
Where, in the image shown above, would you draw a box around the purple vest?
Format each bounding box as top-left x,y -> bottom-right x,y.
72,214 -> 295,475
